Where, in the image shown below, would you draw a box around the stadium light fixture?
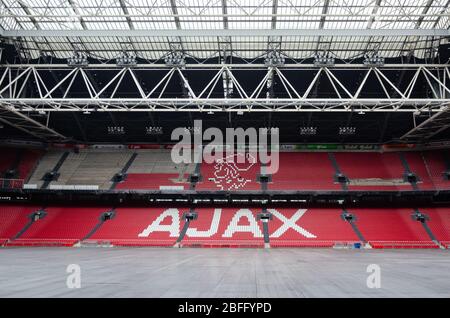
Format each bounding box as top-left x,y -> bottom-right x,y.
164,52 -> 185,67
107,126 -> 126,135
145,126 -> 163,135
116,51 -> 137,67
67,51 -> 88,67
264,51 -> 285,67
314,52 -> 335,67
363,52 -> 385,67
338,126 -> 356,135
299,126 -> 317,135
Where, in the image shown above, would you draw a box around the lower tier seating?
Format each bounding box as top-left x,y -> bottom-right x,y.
424,208 -> 450,243
0,205 -> 447,248
181,208 -> 264,247
90,207 -> 179,247
352,208 -> 440,248
9,206 -> 106,246
268,208 -> 359,247
0,205 -> 38,239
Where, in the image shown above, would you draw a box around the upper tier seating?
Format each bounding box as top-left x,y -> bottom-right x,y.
127,150 -> 194,174
269,152 -> 341,190
334,152 -> 408,190
115,173 -> 186,190
0,147 -> 42,184
196,152 -> 262,191
334,152 -> 434,191
21,148 -> 450,191
0,150 -> 18,176
17,150 -> 42,181
28,149 -> 67,188
26,149 -> 195,190
60,150 -> 132,189
422,151 -> 450,190
402,152 -> 435,190
115,150 -> 194,190
28,149 -> 133,189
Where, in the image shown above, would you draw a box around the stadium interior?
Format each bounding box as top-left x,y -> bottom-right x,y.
0,0 -> 449,298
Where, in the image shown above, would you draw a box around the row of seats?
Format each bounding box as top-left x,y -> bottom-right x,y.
195,151 -> 449,191
2,147 -> 449,191
0,204 -> 448,248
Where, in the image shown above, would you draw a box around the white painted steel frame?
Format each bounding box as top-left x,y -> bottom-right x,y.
1,64 -> 450,113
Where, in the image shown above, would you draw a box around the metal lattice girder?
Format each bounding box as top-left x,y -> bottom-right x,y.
401,107 -> 450,141
0,106 -> 66,140
1,63 -> 450,113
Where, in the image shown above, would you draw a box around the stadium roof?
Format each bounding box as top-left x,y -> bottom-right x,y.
0,0 -> 450,60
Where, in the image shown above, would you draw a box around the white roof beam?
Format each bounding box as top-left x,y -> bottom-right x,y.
3,29 -> 450,37
271,0 -> 278,29
222,0 -> 228,29
366,0 -> 382,29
